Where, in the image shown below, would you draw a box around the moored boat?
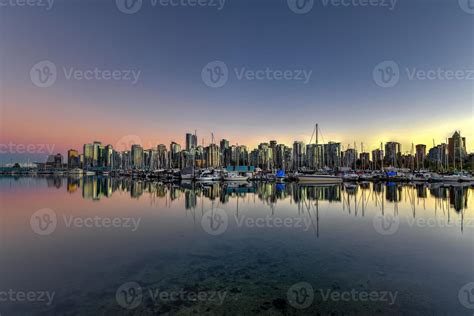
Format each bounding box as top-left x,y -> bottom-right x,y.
296,174 -> 343,184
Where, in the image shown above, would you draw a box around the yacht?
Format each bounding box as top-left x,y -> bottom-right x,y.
196,169 -> 221,181
68,168 -> 84,175
223,172 -> 249,182
296,173 -> 343,184
342,173 -> 359,181
431,174 -> 461,182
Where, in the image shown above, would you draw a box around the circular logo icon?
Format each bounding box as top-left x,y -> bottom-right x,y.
30,60 -> 57,88
459,282 -> 474,309
459,0 -> 474,14
373,60 -> 400,88
116,0 -> 142,14
201,61 -> 228,88
287,0 -> 314,14
116,282 -> 143,309
287,282 -> 314,309
201,208 -> 228,235
115,135 -> 143,152
373,214 -> 400,235
30,208 -> 57,235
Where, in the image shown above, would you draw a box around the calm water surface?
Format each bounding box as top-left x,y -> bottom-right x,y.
0,176 -> 473,315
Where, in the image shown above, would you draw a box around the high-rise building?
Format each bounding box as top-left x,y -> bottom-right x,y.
415,144 -> 426,170
92,141 -> 101,167
448,131 -> 466,168
220,139 -> 230,166
131,144 -> 144,169
384,142 -> 401,167
47,153 -> 63,168
83,143 -> 94,168
359,152 -> 370,170
67,149 -> 80,169
428,143 -> 448,170
292,141 -> 305,170
342,148 -> 357,169
104,145 -> 113,168
274,144 -> 287,170
170,142 -> 181,168
324,142 -> 341,169
257,143 -> 273,170
157,144 -> 168,169
186,133 -> 198,152
206,144 -> 220,168
372,149 -> 384,170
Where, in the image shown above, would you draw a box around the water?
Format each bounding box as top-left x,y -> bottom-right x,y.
0,176 -> 473,315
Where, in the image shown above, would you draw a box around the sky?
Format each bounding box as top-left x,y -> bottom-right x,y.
0,0 -> 473,163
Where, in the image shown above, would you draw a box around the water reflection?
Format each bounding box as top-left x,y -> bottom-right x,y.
41,177 -> 470,214
1,176 -> 473,315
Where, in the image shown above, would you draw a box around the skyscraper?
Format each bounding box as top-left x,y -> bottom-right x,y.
170,142 -> 181,168
384,142 -> 401,167
292,141 -> 305,170
131,144 -> 144,169
67,149 -> 80,168
415,144 -> 426,170
448,131 -> 466,168
186,133 -> 197,151
206,144 -> 220,168
83,143 -> 94,168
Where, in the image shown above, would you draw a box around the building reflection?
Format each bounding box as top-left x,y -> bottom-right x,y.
56,176 -> 474,215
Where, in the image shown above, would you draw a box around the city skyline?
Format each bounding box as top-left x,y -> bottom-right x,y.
1,127 -> 472,165
17,129 -> 468,174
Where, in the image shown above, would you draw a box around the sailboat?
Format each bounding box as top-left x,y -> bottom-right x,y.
295,124 -> 343,184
